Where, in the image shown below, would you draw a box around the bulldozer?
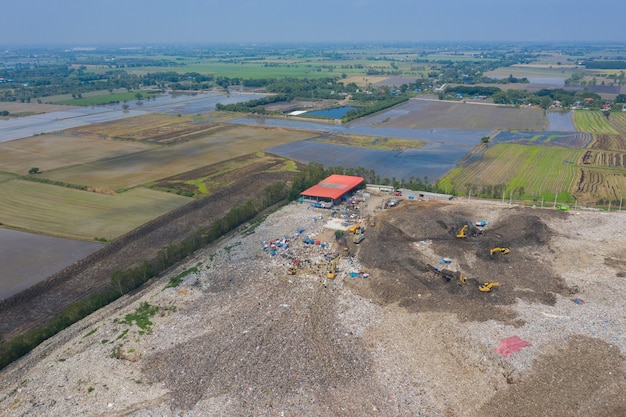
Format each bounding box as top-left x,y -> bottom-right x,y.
490,247 -> 510,256
478,282 -> 500,292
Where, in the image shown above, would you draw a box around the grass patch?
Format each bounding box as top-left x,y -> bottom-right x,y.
164,263 -> 202,289
313,134 -> 426,151
51,91 -> 161,106
118,302 -> 159,332
116,328 -> 129,340
83,328 -> 98,338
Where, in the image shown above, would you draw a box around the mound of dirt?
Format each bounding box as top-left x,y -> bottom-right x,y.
1,198 -> 625,417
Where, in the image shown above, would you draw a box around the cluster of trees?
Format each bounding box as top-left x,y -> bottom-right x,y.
435,60 -> 529,85
445,86 -> 502,97
487,88 -> 605,109
585,61 -> 626,70
0,65 -> 145,102
341,96 -> 409,122
215,94 -> 289,114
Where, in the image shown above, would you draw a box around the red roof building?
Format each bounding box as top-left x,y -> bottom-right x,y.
301,174 -> 365,205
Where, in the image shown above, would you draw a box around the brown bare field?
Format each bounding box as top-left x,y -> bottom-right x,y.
152,151 -> 296,196
61,113 -> 232,144
375,99 -> 546,131
342,75 -> 389,87
39,125 -> 313,191
0,134 -> 151,175
0,102 -> 77,117
569,134 -> 626,202
574,167 -> 626,202
590,134 -> 626,151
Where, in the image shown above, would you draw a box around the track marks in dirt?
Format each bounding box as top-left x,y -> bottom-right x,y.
352,202 -> 570,325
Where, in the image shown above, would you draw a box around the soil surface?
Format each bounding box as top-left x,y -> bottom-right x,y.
1,196 -> 625,417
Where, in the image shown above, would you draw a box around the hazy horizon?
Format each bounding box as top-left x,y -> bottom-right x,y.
2,0 -> 625,46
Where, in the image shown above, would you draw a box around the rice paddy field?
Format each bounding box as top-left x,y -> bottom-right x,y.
435,110 -> 626,205
437,144 -> 582,201
368,99 -> 546,131
37,124 -> 312,191
0,180 -> 191,241
0,113 -> 313,240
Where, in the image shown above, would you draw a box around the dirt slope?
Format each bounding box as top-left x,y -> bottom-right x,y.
1,198 -> 625,417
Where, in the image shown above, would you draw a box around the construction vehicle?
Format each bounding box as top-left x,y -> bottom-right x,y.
348,223 -> 361,234
456,224 -> 468,238
327,257 -> 339,279
478,282 -> 500,292
427,264 -> 466,284
353,227 -> 365,244
490,247 -> 511,255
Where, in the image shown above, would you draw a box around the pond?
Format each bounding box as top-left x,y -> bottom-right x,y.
305,106 -> 355,119
547,111 -> 576,132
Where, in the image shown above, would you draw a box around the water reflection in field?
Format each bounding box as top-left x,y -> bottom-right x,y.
0,229 -> 102,300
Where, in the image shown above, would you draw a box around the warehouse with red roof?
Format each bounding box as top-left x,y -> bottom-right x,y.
300,174 -> 365,208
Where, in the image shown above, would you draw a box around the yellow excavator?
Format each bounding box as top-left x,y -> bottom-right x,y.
327,257 -> 339,279
348,223 -> 361,234
490,247 -> 511,255
456,224 -> 468,238
479,282 -> 500,292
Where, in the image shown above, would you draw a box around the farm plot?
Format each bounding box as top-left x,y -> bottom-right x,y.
573,110 -> 621,134
609,112 -> 626,133
493,131 -> 593,148
39,125 -> 313,191
60,113 -> 231,144
438,144 -> 581,200
268,140 -> 471,182
312,134 -> 427,151
590,134 -> 626,151
574,167 -> 626,202
546,110 -> 576,131
0,134 -> 151,175
368,99 -> 546,131
582,149 -> 626,168
0,179 -> 190,240
151,152 -> 296,197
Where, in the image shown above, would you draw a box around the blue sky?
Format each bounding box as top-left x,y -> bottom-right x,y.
1,0 -> 625,46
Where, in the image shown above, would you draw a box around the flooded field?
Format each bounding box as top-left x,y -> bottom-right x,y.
0,229 -> 102,300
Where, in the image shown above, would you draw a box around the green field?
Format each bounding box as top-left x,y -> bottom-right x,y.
0,180 -> 190,240
573,110 -> 622,134
438,144 -> 582,202
50,91 -> 161,106
609,112 -> 626,133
